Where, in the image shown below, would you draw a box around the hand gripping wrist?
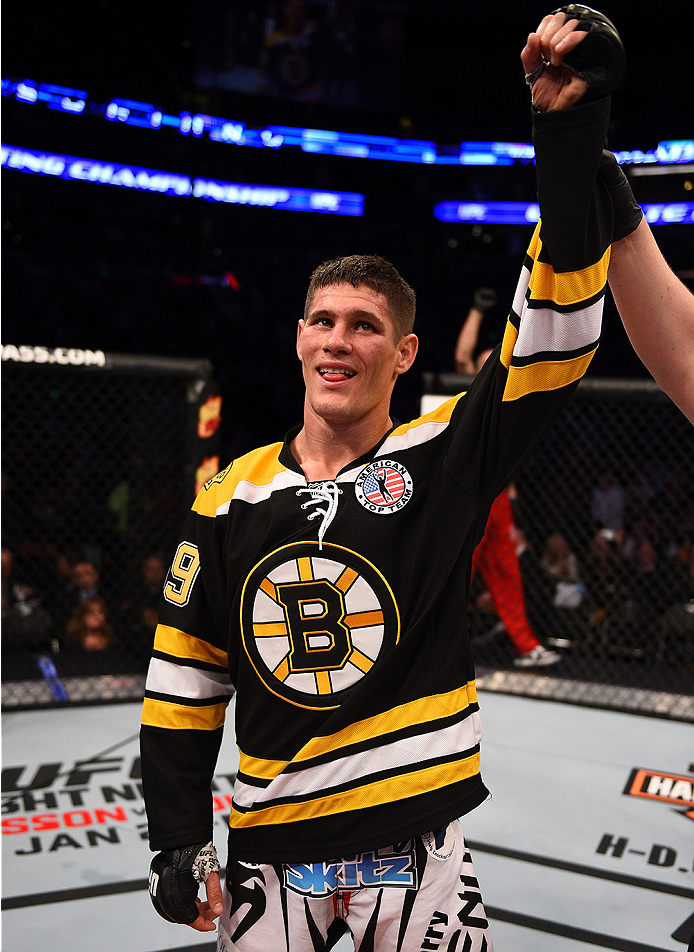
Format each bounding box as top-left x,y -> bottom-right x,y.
148,840 -> 220,924
599,149 -> 643,241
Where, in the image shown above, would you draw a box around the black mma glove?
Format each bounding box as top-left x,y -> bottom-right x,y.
551,4 -> 625,101
526,5 -> 625,105
473,288 -> 498,313
149,840 -> 220,924
598,149 -> 644,242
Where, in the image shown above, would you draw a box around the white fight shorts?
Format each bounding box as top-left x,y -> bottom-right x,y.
216,820 -> 494,952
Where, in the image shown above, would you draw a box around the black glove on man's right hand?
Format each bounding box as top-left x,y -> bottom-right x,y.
149,842 -> 211,923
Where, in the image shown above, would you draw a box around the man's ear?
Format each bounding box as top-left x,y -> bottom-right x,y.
396,333 -> 419,375
296,319 -> 305,361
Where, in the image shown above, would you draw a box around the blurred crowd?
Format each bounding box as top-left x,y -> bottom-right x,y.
3,459 -> 694,684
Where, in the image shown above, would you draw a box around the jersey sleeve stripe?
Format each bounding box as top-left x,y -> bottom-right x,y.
141,696 -> 229,730
513,298 -> 603,358
145,657 -> 235,699
503,349 -> 596,402
154,624 -> 228,668
528,243 -> 610,307
230,749 -> 481,828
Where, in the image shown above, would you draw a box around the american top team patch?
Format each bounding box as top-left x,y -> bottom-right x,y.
355,459 -> 413,514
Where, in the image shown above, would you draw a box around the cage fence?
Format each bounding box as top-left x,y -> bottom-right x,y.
2,355 -> 693,721
423,374 -> 694,721
1,348 -> 217,709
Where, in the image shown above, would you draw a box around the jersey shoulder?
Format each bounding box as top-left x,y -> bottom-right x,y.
193,441 -> 288,517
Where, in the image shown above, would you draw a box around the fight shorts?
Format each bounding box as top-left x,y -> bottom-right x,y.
216,820 -> 494,952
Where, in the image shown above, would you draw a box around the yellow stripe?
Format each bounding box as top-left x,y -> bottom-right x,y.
231,751 -> 481,828
350,649 -> 375,674
345,610 -> 384,629
297,682 -> 477,763
527,222 -> 542,261
529,245 -> 610,307
499,318 -> 518,371
390,393 -> 464,437
335,567 -> 358,593
315,671 -> 332,694
154,624 -> 228,668
142,696 -> 228,731
193,442 -> 285,517
503,349 -> 596,402
253,621 -> 288,638
237,683 -> 478,783
298,557 -> 314,581
239,752 -> 291,780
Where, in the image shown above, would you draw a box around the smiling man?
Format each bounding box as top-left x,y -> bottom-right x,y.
141,8 -> 638,951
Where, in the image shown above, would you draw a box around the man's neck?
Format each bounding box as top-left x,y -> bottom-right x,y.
291,410 -> 393,482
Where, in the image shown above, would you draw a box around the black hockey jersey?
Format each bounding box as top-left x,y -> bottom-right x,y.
141,97 -> 615,863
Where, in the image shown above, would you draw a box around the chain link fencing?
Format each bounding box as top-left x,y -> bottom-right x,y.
1,347 -> 217,709
423,374 -> 694,721
3,355 -> 693,720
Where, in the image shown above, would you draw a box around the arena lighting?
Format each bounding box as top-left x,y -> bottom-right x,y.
3,78 -> 691,169
434,200 -> 694,226
0,145 -> 364,216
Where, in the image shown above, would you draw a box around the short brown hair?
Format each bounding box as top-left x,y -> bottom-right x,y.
304,254 -> 416,339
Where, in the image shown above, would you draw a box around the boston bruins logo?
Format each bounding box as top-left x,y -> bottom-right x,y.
240,542 -> 400,709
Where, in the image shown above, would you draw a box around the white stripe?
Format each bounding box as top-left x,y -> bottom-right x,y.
233,709 -> 481,808
514,298 -> 602,358
379,415 -> 454,454
216,468 -> 305,515
146,657 -> 235,699
512,261 -> 532,319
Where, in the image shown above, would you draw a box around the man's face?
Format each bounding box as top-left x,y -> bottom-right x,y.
73,562 -> 99,591
297,283 -> 417,429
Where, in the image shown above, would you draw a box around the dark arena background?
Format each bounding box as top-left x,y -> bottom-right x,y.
2,3 -> 694,951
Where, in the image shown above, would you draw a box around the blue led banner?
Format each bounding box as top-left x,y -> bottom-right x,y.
3,78 -> 692,169
434,200 -> 694,226
1,145 -> 364,216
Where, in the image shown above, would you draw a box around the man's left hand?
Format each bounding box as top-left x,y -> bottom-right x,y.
522,12 -> 588,111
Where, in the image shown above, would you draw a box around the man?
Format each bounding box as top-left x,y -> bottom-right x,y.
141,8 -> 631,950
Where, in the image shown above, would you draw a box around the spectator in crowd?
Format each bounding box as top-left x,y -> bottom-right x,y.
512,524 -> 559,645
454,288 -> 507,374
65,596 -> 116,653
591,470 -> 625,533
660,546 -> 694,664
45,548 -> 80,631
120,552 -> 167,668
541,531 -> 589,642
72,559 -> 102,601
624,541 -> 679,655
1,543 -> 54,656
584,528 -> 632,651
